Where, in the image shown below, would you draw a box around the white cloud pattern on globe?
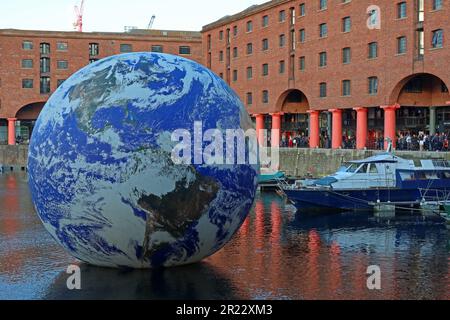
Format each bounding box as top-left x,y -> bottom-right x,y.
28,52 -> 259,268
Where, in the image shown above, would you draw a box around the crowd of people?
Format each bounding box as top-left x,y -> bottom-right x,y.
279,132 -> 360,150
278,130 -> 450,152
397,132 -> 449,152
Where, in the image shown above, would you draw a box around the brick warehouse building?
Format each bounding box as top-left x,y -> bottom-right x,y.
0,28 -> 202,145
202,0 -> 450,149
1,0 -> 450,150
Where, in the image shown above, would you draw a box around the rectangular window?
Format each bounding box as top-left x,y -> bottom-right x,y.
262,38 -> 269,51
40,43 -> 50,55
279,10 -> 286,22
279,60 -> 285,74
418,30 -> 425,57
262,15 -> 269,27
319,23 -> 328,38
247,21 -> 253,32
22,41 -> 33,50
299,3 -> 306,16
179,46 -> 191,55
247,67 -> 253,79
299,29 -> 306,43
319,82 -> 327,98
151,45 -> 163,53
342,17 -> 351,33
120,44 -> 132,53
219,51 -> 224,61
233,26 -> 238,36
279,34 -> 286,47
397,36 -> 407,54
342,80 -> 351,96
262,90 -> 269,104
319,0 -> 327,10
22,59 -> 33,69
246,92 -> 253,105
418,0 -> 425,22
397,2 -> 407,19
432,29 -> 443,48
433,0 -> 443,10
219,30 -> 224,40
40,77 -> 50,94
299,56 -> 306,70
262,63 -> 269,76
89,43 -> 99,56
342,47 -> 351,64
233,70 -> 238,82
319,52 -> 327,67
22,79 -> 33,89
40,57 -> 50,73
369,77 -> 379,94
57,42 -> 68,51
247,43 -> 253,55
369,42 -> 378,58
57,60 -> 68,70
233,47 -> 238,58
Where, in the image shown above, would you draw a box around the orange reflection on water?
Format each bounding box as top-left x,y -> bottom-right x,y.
0,174 -> 26,277
0,174 -> 21,237
254,200 -> 265,251
329,242 -> 342,297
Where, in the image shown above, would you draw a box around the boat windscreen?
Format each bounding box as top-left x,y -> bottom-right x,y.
346,163 -> 360,173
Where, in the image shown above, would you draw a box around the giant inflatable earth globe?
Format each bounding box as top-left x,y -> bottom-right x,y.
28,52 -> 259,268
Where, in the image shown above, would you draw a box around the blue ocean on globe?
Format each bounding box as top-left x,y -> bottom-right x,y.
28,52 -> 259,268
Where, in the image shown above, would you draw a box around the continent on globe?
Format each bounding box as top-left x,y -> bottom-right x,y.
28,52 -> 259,269
138,165 -> 220,260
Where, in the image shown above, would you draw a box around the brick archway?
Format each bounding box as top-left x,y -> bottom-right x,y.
276,89 -> 310,114
389,73 -> 450,106
15,101 -> 46,120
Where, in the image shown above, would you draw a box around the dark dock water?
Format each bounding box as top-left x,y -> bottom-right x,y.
0,172 -> 449,300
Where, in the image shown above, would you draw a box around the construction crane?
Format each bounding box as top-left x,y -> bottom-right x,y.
147,15 -> 156,29
73,0 -> 85,32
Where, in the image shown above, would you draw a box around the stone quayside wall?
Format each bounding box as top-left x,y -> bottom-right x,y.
2,145 -> 450,177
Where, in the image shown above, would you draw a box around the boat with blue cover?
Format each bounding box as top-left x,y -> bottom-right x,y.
282,150 -> 450,212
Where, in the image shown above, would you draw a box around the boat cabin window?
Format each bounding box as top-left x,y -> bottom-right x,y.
356,164 -> 369,174
416,172 -> 428,180
346,163 -> 360,173
425,173 -> 439,180
432,160 -> 450,168
368,164 -> 379,174
399,171 -> 415,181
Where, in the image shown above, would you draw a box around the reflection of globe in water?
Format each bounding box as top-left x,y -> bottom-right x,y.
28,52 -> 258,268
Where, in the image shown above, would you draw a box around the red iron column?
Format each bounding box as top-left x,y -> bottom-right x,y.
271,113 -> 282,148
308,110 -> 320,148
7,118 -> 17,146
329,109 -> 343,149
255,114 -> 265,146
381,104 -> 400,149
354,107 -> 368,150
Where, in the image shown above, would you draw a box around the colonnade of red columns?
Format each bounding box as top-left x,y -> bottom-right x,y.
254,104 -> 400,150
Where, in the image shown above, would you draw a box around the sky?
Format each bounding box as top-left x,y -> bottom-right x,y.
0,0 -> 267,32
